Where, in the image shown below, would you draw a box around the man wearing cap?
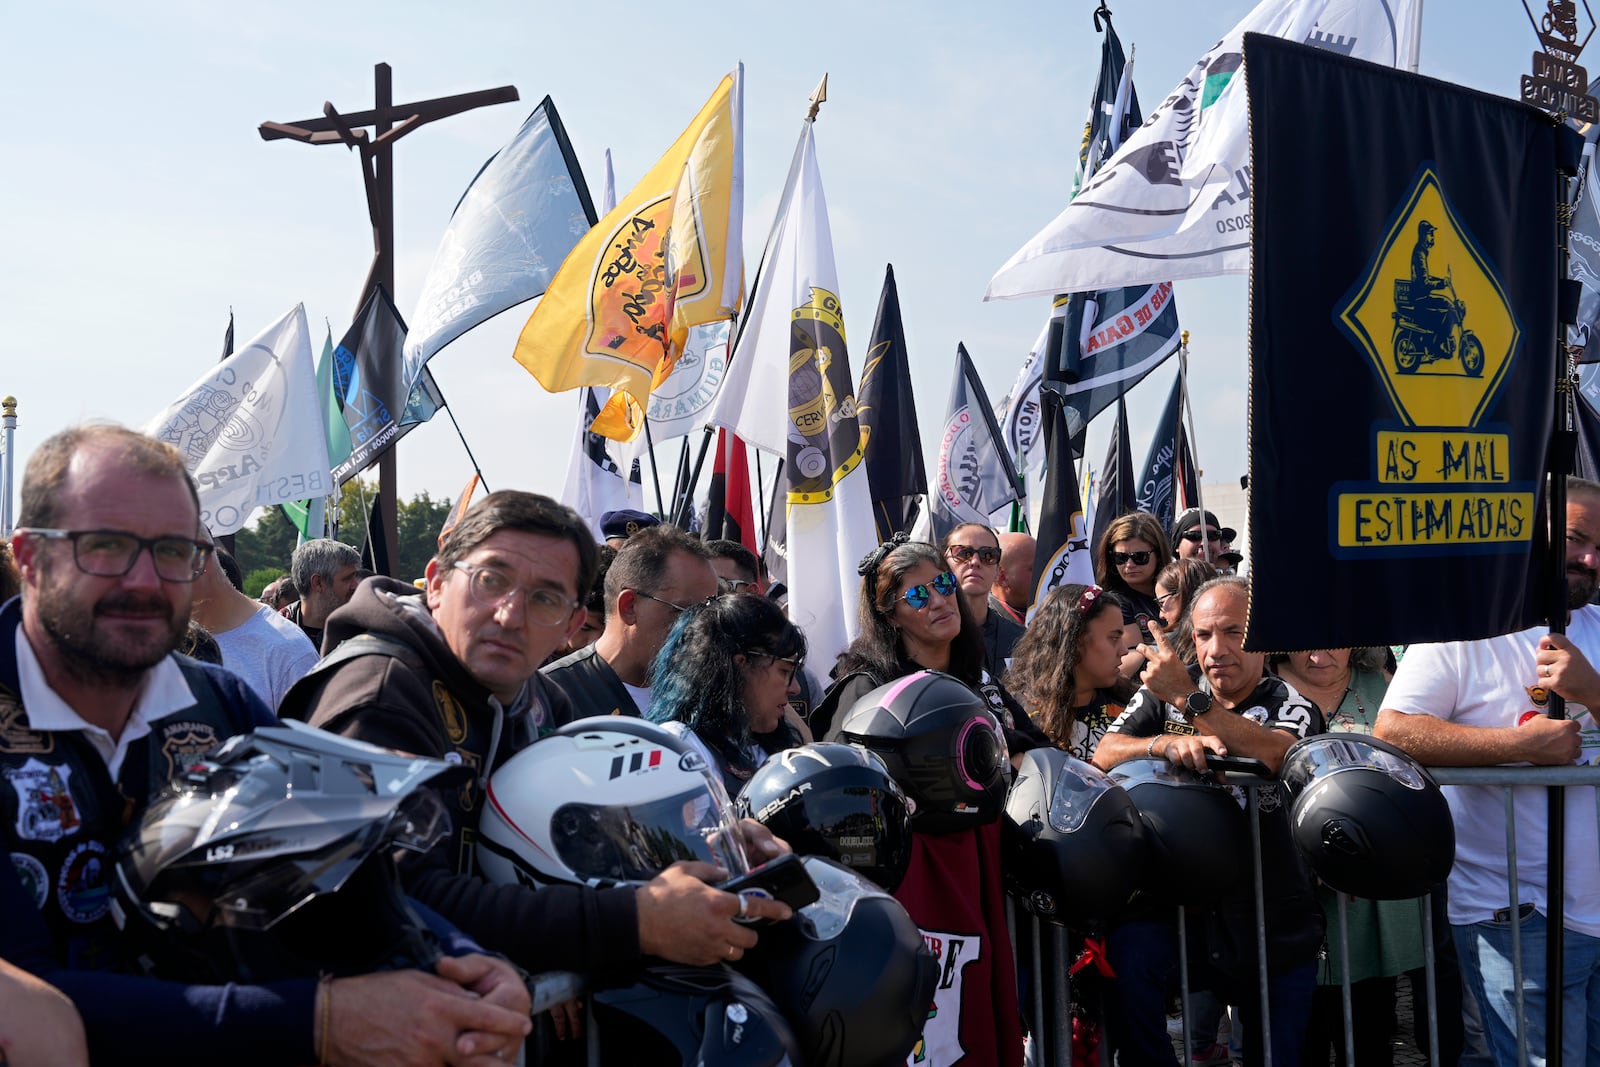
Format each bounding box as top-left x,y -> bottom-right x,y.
543,525 -> 720,723
599,508 -> 660,549
1173,508 -> 1242,570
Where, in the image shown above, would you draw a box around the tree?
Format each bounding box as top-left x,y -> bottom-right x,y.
234,506 -> 299,580
232,480 -> 455,583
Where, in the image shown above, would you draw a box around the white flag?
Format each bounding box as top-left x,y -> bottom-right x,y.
711,123 -> 876,666
998,320 -> 1051,473
145,305 -> 330,536
561,386 -> 645,534
987,0 -> 1419,298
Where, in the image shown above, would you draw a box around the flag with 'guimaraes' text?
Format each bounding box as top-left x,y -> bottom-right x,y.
1246,33 -> 1564,650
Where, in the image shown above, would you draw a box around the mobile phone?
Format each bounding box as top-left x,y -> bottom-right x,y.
1135,613 -> 1156,646
719,853 -> 820,921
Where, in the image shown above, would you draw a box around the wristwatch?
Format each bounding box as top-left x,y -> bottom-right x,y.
1179,690 -> 1212,722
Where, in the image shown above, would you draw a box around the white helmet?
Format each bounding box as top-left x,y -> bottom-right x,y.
477,717 -> 749,889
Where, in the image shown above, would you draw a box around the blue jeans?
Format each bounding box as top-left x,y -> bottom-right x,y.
1454,910 -> 1600,1066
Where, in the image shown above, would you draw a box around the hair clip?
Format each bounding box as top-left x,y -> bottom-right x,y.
1078,585 -> 1102,614
857,532 -> 909,578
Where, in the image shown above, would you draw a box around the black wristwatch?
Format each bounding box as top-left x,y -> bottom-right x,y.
1179,690 -> 1212,722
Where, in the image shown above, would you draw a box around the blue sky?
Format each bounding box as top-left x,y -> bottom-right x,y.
0,1 -> 1544,522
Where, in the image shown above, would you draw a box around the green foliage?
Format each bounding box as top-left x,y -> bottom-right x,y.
233,479 -> 454,582
242,567 -> 282,599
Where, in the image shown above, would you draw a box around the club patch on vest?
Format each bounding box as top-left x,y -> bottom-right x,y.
6,758 -> 82,843
159,721 -> 221,780
57,839 -> 110,924
11,851 -> 49,910
0,696 -> 52,754
434,682 -> 469,745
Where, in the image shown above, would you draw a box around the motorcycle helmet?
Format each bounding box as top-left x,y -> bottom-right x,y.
735,743 -> 914,892
590,963 -> 800,1066
477,716 -> 748,889
1107,757 -> 1249,906
1003,748 -> 1150,925
835,671 -> 1008,836
1280,733 -> 1455,899
737,857 -> 936,1067
113,722 -> 457,982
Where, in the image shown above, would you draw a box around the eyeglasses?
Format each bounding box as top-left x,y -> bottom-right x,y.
1109,550 -> 1153,567
633,589 -> 718,615
741,650 -> 804,684
1181,530 -> 1225,543
899,571 -> 959,610
1154,591 -> 1181,611
718,577 -> 755,594
18,528 -> 212,583
945,544 -> 1001,566
452,561 -> 579,628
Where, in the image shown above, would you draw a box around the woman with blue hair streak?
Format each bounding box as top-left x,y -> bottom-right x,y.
648,593 -> 808,796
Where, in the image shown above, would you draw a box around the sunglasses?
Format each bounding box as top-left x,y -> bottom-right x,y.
900,571 -> 959,610
1109,550 -> 1153,567
945,544 -> 1001,566
1182,530 -> 1225,543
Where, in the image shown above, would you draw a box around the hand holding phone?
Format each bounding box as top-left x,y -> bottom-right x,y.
718,853 -> 820,923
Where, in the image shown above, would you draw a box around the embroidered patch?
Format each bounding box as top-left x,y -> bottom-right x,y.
56,840 -> 110,924
6,758 -> 81,843
158,722 -> 220,781
11,851 -> 48,910
1243,706 -> 1271,725
0,696 -> 52,754
434,682 -> 468,745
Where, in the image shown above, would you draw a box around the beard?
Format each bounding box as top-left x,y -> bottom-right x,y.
33,567 -> 187,686
1568,563 -> 1600,610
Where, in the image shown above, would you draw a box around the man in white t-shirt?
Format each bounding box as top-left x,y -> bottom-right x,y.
189,547 -> 318,712
1376,476 -> 1600,1067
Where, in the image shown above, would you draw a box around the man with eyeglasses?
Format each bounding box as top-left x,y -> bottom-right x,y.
543,525 -> 720,724
2,426 -> 533,1065
282,494 -> 788,1040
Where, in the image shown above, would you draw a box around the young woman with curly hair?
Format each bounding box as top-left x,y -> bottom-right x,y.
648,593 -> 807,796
1005,584 -> 1136,761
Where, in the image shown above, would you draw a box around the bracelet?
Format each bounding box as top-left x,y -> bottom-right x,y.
317,974 -> 333,1066
1146,736 -> 1160,758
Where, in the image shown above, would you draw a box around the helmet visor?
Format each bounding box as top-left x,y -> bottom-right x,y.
1282,735 -> 1427,794
1046,758 -> 1121,834
793,856 -> 893,940
551,786 -> 747,884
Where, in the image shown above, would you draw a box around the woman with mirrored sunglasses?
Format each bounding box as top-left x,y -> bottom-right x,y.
1093,512 -> 1174,682
810,540 -> 1046,757
648,593 -> 809,796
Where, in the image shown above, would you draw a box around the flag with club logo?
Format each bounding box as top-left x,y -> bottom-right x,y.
1030,388 -> 1097,618
145,305 -> 330,536
332,286 -> 444,484
403,97 -> 597,393
514,69 -> 744,443
857,264 -> 927,541
998,319 -> 1050,478
1134,373 -> 1200,535
560,386 -> 645,536
710,120 -> 875,666
989,0 -> 1421,298
931,344 -> 1020,542
1247,32 -> 1562,650
1090,395 -> 1136,558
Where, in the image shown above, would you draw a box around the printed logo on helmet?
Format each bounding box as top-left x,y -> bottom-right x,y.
609,749 -> 664,779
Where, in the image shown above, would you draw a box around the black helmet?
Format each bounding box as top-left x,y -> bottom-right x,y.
590,963 -> 800,1066
113,723 -> 459,982
835,671 -> 1008,835
1281,733 -> 1455,899
1003,748 -> 1150,925
735,743 -> 914,892
1107,758 -> 1249,906
737,857 -> 936,1067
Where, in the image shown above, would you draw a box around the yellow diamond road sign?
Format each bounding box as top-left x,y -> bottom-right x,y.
1337,168 -> 1521,428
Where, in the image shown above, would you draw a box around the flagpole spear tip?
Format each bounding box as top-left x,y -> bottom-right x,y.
807,74 -> 829,122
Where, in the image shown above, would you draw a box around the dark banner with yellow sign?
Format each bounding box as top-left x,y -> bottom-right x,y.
1246,33 -> 1560,651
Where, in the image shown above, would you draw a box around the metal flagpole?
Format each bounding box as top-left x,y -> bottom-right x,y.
1,396 -> 15,537
643,417 -> 667,518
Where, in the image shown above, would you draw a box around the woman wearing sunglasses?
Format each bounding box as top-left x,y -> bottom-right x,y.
648,593 -> 808,796
939,523 -> 1026,679
811,540 -> 1043,755
1094,512 -> 1174,680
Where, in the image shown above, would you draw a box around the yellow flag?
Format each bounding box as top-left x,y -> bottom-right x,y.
513,68 -> 744,442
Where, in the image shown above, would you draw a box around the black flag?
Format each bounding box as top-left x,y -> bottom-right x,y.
1133,374 -> 1199,537
1247,34 -> 1563,649
857,265 -> 927,540
1091,395 -> 1136,559
1029,389 -> 1096,616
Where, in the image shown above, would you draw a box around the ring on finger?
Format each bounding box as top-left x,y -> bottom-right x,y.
735,893 -> 749,920
727,942 -> 738,959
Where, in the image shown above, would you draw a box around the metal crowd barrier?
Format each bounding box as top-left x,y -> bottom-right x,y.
1013,765 -> 1600,1067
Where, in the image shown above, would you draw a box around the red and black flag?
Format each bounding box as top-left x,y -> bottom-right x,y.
705,428 -> 756,552
1246,33 -> 1566,649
